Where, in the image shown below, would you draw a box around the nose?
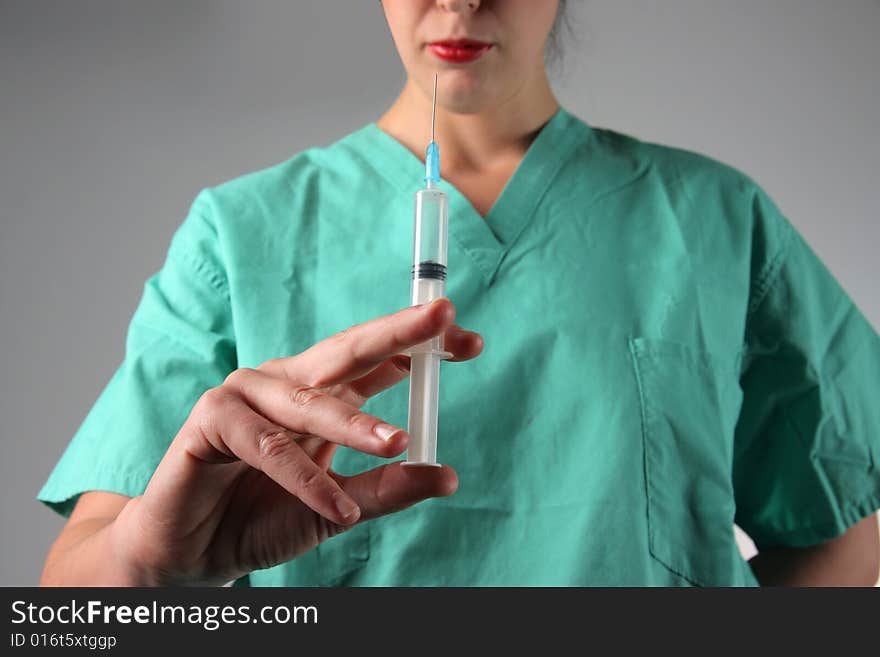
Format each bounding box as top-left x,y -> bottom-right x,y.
437,0 -> 480,13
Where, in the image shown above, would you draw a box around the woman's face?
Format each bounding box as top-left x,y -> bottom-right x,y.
381,0 -> 560,114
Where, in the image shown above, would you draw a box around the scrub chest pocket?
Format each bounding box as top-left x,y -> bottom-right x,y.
629,337 -> 747,586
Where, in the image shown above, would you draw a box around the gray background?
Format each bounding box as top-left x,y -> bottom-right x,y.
1,1 -> 878,585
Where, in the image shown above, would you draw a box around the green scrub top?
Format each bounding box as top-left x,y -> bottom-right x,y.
38,107 -> 880,586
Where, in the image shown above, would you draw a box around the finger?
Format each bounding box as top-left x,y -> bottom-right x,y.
278,297 -> 457,387
298,434 -> 337,471
311,441 -> 338,471
340,324 -> 484,403
442,324 -> 485,362
195,392 -> 361,524
345,356 -> 412,403
330,461 -> 458,522
253,430 -> 360,525
223,367 -> 409,458
145,392 -> 361,530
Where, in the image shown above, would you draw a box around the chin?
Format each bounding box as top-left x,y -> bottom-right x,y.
436,71 -> 500,115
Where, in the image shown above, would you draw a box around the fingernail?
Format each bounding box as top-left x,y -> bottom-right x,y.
374,423 -> 405,442
334,495 -> 360,522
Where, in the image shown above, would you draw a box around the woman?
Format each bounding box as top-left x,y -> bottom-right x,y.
38,0 -> 880,586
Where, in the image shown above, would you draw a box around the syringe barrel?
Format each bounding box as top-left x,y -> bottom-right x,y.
405,185 -> 449,467
410,186 -> 449,352
412,186 -> 448,270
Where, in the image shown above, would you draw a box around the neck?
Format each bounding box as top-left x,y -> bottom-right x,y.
376,65 -> 560,176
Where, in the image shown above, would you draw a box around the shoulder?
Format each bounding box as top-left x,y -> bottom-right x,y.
568,112 -> 793,283
579,117 -> 788,241
559,108 -> 770,221
185,126 -> 370,240
586,121 -> 760,202
199,131 -> 363,214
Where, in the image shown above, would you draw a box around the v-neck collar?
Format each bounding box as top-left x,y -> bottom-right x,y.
350,106 -> 592,286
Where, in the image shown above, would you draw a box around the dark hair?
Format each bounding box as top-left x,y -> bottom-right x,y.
546,0 -> 572,71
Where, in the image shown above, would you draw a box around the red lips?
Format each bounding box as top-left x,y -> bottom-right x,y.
428,39 -> 493,63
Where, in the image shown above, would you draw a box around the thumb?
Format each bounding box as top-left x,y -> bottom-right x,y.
330,462 -> 458,521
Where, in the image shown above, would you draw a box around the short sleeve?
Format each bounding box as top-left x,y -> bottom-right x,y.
36,189 -> 237,517
732,183 -> 880,550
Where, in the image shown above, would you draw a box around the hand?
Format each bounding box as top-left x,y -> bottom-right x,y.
110,298 -> 482,585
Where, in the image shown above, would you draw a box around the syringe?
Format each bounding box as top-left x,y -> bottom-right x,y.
402,73 -> 452,467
